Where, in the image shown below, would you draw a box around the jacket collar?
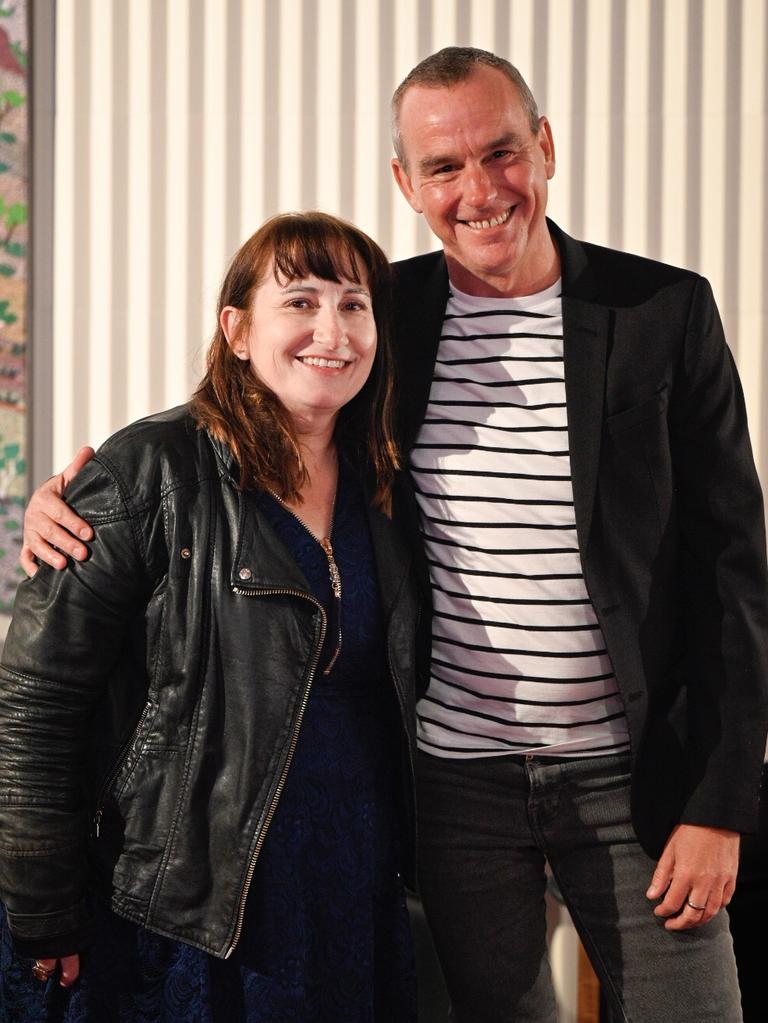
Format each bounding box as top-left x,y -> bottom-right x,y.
393,253 -> 450,454
549,219 -> 609,554
395,220 -> 610,555
222,453 -> 412,618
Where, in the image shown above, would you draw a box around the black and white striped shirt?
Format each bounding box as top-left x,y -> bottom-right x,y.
411,279 -> 629,759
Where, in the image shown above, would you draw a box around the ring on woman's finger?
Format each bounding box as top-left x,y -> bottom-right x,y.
686,899 -> 706,911
31,961 -> 56,982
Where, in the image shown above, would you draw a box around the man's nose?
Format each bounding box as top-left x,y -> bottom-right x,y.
464,164 -> 497,207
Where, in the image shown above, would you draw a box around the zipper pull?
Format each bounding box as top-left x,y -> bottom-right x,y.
94,809 -> 102,838
319,538 -> 342,598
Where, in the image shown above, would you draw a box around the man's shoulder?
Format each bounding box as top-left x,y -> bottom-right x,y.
391,250 -> 446,289
391,250 -> 445,273
580,237 -> 700,280
554,223 -> 704,304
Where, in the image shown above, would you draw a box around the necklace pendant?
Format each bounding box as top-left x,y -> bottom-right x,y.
320,538 -> 342,598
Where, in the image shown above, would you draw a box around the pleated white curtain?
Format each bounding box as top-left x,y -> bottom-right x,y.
47,0 -> 767,492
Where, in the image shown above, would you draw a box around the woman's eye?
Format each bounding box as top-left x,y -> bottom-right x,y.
287,298 -> 310,308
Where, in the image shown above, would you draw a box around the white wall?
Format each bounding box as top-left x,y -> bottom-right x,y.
44,0 -> 768,493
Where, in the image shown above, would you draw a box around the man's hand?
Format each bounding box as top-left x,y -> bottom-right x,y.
34,953 -> 80,988
20,446 -> 96,577
646,823 -> 739,930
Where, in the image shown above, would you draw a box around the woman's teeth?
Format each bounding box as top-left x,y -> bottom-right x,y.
299,356 -> 346,368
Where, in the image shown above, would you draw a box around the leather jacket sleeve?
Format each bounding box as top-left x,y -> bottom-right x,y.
0,455 -> 163,957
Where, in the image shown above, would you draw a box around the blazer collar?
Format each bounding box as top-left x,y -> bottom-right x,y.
393,252 -> 450,453
394,223 -> 610,554
548,219 -> 609,554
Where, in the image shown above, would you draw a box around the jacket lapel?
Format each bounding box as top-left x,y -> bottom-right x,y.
552,222 -> 610,555
392,230 -> 610,557
392,252 -> 449,453
367,500 -> 413,620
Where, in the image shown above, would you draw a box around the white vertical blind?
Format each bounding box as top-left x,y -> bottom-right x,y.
49,0 -> 768,497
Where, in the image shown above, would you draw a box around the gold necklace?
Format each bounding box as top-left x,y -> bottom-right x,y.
268,489 -> 342,675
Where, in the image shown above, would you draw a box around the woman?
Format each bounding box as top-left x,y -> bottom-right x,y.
0,212 -> 419,1022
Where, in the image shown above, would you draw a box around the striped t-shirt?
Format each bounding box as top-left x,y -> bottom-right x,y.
411,279 -> 629,759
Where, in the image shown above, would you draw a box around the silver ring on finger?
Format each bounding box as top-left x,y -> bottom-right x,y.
686,899 -> 706,911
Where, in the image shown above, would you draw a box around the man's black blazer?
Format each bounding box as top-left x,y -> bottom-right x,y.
391,219 -> 768,859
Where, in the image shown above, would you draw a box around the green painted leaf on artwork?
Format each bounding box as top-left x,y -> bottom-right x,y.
3,519 -> 18,530
0,300 -> 17,324
1,91 -> 24,108
16,459 -> 25,474
0,162 -> 8,173
0,5 -> 17,18
0,263 -> 14,276
4,241 -> 24,256
5,203 -> 26,227
10,43 -> 26,68
4,444 -> 19,459
0,132 -> 16,144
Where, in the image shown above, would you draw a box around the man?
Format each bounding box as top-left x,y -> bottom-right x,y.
20,48 -> 768,1022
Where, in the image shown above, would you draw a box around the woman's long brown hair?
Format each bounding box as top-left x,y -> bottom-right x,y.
190,212 -> 399,512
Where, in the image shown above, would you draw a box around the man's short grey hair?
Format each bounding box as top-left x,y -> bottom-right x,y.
391,47 -> 540,169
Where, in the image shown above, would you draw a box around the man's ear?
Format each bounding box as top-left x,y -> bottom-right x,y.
537,116 -> 556,181
220,307 -> 249,360
392,158 -> 423,214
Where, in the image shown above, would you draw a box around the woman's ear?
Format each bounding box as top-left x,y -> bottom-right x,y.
220,307 -> 249,360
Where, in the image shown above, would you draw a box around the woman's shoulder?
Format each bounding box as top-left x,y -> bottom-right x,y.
98,404 -> 200,462
69,405 -> 226,518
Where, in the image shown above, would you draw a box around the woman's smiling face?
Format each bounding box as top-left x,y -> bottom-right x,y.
222,264 -> 378,428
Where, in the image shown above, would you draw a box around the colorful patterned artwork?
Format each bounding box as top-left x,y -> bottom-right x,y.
0,1 -> 26,612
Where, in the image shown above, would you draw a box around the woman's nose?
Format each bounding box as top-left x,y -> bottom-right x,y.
314,309 -> 345,348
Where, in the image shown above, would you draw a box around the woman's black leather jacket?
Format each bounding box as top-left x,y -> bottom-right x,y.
0,406 -> 420,960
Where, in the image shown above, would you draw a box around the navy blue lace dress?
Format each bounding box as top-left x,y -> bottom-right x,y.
0,465 -> 416,1023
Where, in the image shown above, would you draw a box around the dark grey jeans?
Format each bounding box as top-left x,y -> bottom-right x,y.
416,750 -> 743,1023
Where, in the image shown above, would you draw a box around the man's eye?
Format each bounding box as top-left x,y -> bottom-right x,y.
433,164 -> 456,175
491,150 -> 511,160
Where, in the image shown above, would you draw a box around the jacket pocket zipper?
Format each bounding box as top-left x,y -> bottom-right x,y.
93,699 -> 155,838
225,585 -> 326,957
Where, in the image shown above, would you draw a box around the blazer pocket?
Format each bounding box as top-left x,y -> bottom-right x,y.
604,388 -> 669,436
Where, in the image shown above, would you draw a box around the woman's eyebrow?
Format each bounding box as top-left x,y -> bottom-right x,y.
280,284 -> 370,296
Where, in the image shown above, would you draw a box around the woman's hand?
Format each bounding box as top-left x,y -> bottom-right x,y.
32,953 -> 80,988
20,446 -> 96,576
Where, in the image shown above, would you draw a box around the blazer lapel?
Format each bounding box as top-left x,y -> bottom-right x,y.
393,232 -> 610,557
392,252 -> 449,454
553,223 -> 610,555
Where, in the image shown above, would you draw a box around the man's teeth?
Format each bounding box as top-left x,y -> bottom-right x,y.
465,208 -> 512,230
299,356 -> 346,368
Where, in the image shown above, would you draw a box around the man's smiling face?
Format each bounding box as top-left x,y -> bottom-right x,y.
392,65 -> 558,298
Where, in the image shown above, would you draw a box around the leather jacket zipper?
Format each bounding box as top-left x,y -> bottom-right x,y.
225,584 -> 327,958
93,700 -> 154,838
267,492 -> 342,675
